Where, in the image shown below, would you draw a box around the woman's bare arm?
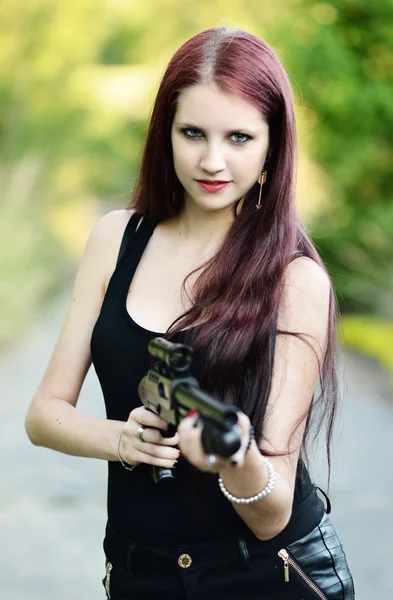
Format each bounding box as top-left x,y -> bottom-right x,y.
179,257 -> 331,540
220,257 -> 331,539
26,208 -> 187,469
25,210 -> 134,460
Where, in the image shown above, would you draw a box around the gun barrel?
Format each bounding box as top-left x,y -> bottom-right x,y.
173,383 -> 238,425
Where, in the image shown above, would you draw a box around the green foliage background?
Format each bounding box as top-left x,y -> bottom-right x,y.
1,0 -> 392,359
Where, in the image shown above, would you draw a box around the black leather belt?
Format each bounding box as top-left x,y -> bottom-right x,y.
104,488 -> 324,575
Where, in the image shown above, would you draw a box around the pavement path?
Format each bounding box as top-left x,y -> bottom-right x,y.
1,292 -> 392,599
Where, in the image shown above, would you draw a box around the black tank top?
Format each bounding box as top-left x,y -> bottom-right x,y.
90,213 -> 314,545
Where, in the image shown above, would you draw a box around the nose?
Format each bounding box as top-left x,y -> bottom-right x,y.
199,142 -> 226,175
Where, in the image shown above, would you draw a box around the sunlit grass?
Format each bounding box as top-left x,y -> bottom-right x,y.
339,315 -> 393,381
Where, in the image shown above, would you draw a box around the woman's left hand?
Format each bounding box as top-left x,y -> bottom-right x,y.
177,410 -> 252,473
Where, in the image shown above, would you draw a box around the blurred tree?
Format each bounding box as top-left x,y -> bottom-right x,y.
1,0 -> 393,351
0,0 -> 103,349
0,0 -> 286,348
264,0 -> 393,317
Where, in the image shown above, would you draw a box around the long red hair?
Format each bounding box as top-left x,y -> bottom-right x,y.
129,28 -> 338,473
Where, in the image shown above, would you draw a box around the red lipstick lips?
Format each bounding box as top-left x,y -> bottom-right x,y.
196,180 -> 230,192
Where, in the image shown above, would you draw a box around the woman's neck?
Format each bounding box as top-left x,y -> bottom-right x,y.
167,201 -> 235,253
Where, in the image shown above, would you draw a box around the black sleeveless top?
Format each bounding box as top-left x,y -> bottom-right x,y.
90,213 -> 314,545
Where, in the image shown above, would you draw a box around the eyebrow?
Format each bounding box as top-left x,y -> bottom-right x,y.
175,122 -> 256,134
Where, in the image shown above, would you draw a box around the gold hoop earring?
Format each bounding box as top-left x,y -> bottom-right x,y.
256,171 -> 267,210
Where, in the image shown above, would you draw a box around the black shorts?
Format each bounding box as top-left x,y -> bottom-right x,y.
102,488 -> 354,600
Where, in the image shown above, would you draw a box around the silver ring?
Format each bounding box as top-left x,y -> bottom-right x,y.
137,426 -> 146,443
207,455 -> 217,470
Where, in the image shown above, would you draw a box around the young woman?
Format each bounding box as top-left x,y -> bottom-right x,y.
25,27 -> 354,599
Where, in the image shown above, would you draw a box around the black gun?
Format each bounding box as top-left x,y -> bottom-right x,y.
138,337 -> 242,484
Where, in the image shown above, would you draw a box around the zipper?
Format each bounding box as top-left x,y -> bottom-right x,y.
278,549 -> 327,600
105,561 -> 113,598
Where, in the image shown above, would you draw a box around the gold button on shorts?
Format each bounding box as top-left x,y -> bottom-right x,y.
178,553 -> 192,568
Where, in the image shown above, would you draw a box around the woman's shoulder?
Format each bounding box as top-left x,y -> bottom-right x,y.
279,254 -> 331,336
91,208 -> 138,251
285,254 -> 331,295
95,208 -> 137,236
89,209 -> 137,292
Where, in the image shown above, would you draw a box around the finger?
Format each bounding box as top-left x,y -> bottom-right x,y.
229,413 -> 251,467
160,432 -> 180,446
235,411 -> 251,436
131,407 -> 168,430
178,415 -> 227,472
178,414 -> 204,459
133,451 -> 179,469
134,441 -> 181,462
202,453 -> 228,472
137,427 -> 179,447
178,413 -> 203,440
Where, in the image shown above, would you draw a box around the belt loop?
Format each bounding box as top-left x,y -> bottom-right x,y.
126,543 -> 137,578
237,536 -> 252,571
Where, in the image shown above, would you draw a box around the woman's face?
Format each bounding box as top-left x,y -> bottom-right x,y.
171,83 -> 269,214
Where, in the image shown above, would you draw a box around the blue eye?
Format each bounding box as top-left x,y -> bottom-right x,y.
182,128 -> 203,138
231,133 -> 251,144
180,128 -> 251,144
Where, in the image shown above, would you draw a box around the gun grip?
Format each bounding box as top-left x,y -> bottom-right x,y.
162,423 -> 177,439
148,465 -> 175,484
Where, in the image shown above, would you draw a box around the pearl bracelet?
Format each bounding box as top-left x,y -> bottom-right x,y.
218,455 -> 276,504
117,424 -> 139,472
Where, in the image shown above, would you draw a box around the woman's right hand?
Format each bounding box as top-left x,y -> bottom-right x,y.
118,407 -> 180,468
